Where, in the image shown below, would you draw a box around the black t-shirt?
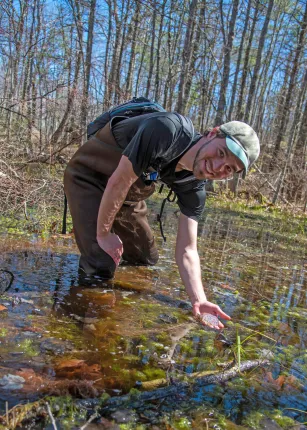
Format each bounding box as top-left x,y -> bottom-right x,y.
112,112 -> 206,221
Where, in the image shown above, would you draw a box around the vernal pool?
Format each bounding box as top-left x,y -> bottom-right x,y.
0,206 -> 306,429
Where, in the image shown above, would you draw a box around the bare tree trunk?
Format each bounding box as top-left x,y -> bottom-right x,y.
80,0 -> 97,144
163,0 -> 185,110
215,0 -> 239,125
176,0 -> 198,113
49,46 -> 82,149
145,0 -> 157,98
270,0 -> 307,164
236,0 -> 259,121
135,30 -> 151,95
154,0 -> 167,101
102,0 -> 113,109
107,0 -> 121,104
114,0 -> 131,103
228,0 -> 252,120
5,0 -> 28,144
288,67 -> 307,202
253,9 -> 288,134
244,0 -> 274,124
125,0 -> 141,98
183,1 -> 206,111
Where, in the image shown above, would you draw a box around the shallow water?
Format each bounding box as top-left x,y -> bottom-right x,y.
0,205 -> 306,428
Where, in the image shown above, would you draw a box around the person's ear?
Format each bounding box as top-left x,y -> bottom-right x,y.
207,126 -> 219,138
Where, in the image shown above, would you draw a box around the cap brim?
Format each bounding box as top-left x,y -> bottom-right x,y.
225,136 -> 248,178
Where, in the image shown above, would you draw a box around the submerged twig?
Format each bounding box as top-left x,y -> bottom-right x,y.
96,359 -> 270,407
46,402 -> 58,430
137,359 -> 269,392
80,412 -> 100,430
0,360 -> 270,428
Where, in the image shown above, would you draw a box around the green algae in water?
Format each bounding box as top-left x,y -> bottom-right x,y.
0,328 -> 8,337
118,425 -> 146,430
243,409 -> 299,429
123,354 -> 141,364
143,367 -> 166,380
1,204 -> 307,428
17,338 -> 39,357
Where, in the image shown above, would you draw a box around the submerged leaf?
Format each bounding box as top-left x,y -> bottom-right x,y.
56,359 -> 85,370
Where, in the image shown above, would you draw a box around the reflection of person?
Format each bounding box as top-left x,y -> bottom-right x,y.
64,113 -> 260,329
53,286 -> 116,326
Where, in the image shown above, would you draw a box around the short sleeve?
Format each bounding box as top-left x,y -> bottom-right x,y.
172,181 -> 206,221
122,116 -> 178,177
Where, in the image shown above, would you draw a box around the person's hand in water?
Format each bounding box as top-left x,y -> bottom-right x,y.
192,300 -> 231,330
97,232 -> 123,266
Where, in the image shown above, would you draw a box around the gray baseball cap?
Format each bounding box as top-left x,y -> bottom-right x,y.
220,121 -> 260,178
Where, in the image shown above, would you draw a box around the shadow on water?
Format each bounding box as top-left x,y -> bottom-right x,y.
0,206 -> 306,428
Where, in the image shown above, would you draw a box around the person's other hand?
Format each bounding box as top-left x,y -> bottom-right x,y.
97,233 -> 123,266
192,300 -> 231,330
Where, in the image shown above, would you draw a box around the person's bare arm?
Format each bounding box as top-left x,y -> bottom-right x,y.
97,155 -> 138,264
175,213 -> 231,329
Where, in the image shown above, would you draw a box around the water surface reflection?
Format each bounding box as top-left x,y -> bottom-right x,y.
0,207 -> 306,426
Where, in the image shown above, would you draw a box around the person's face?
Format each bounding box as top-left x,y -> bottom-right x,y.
193,136 -> 245,180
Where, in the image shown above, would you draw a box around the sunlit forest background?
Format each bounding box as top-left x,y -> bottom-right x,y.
1,0 -> 307,217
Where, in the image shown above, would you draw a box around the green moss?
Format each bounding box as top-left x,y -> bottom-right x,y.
17,339 -> 39,356
191,356 -> 200,365
128,387 -> 141,398
99,392 -> 110,404
179,340 -> 194,354
0,328 -> 8,336
142,319 -> 154,328
46,395 -> 84,421
171,417 -> 192,429
272,412 -> 298,428
131,370 -> 147,381
139,303 -> 161,310
123,354 -> 140,363
156,332 -> 169,342
119,425 -> 146,430
151,341 -> 166,352
243,409 -> 299,429
143,367 -> 166,380
242,410 -> 263,428
204,344 -> 215,355
45,316 -> 84,347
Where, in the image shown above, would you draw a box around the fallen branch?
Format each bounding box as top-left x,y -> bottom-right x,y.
77,359 -> 270,411
0,360 -> 270,428
134,359 -> 268,394
253,165 -> 293,207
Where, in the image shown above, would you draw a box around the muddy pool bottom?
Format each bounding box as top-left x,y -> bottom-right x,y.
0,206 -> 306,429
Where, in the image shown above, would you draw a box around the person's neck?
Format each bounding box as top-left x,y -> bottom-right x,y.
175,135 -> 206,172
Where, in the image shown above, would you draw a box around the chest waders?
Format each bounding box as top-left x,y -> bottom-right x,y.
64,123 -> 158,280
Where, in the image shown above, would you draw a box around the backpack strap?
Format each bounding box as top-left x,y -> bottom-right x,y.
156,114 -> 196,241
174,113 -> 195,145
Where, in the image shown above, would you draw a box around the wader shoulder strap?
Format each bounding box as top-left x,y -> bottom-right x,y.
62,193 -> 68,234
93,121 -> 123,152
62,122 -> 123,235
90,135 -> 123,153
